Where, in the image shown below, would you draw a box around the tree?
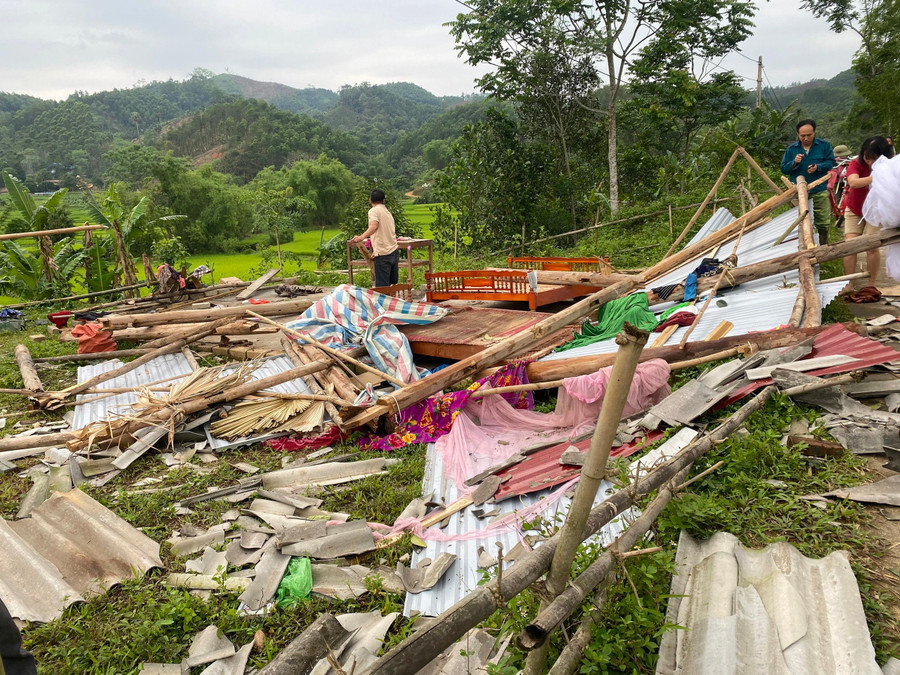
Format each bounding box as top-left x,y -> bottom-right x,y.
449,0 -> 755,213
802,0 -> 898,135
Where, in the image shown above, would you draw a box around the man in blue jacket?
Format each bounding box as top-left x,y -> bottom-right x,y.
781,118 -> 837,243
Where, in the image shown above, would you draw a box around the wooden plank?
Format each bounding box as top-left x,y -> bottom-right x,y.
703,320 -> 733,341
236,269 -> 280,300
651,324 -> 678,348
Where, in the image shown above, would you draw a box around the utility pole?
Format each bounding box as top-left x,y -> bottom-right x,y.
756,56 -> 763,108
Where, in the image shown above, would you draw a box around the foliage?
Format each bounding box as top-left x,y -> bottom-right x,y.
852,1 -> 900,136
159,99 -> 364,181
250,156 -> 358,229
432,108 -> 566,253
449,0 -> 756,213
151,236 -> 190,269
0,237 -> 86,299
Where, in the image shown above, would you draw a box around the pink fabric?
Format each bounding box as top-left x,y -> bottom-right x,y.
436,359 -> 671,494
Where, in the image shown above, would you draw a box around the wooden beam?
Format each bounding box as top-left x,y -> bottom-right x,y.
341,279 -> 638,430
498,323 -> 854,383
737,147 -> 784,195
236,269 -> 280,300
99,297 -> 316,329
15,345 -> 43,393
795,176 -> 821,328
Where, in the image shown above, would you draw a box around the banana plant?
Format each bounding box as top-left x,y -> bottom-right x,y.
0,237 -> 86,299
2,171 -> 70,283
82,183 -> 186,293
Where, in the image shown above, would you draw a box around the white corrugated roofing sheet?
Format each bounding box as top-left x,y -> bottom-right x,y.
542,205 -> 844,360
0,489 -> 163,623
542,282 -> 845,360
71,353 -> 194,430
656,531 -> 881,675
402,443 -> 635,618
206,356 -> 315,451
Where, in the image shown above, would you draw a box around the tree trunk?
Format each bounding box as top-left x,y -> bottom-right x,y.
606,45 -> 620,214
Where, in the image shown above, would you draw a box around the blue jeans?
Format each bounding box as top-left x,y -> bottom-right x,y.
374,250 -> 399,287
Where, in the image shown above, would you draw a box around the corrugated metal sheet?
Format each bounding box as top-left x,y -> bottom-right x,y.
493,431 -> 663,502
542,282 -> 846,360
206,356 -> 315,451
403,443 -> 634,618
656,531 -> 881,675
724,324 -> 900,404
0,489 -> 163,623
72,353 -> 194,430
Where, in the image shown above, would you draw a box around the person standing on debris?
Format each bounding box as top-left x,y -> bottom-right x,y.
781,119 -> 837,243
350,189 -> 398,288
843,136 -> 896,301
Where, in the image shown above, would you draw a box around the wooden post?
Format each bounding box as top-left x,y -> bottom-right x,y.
668,204 -> 673,235
663,148 -> 740,258
0,224 -> 106,241
795,176 -> 822,328
524,325 -> 649,673
15,345 -> 43,392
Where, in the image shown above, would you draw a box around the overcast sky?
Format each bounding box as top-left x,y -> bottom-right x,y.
1,1 -> 861,101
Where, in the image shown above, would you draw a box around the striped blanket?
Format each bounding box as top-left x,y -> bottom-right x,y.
285,284 -> 448,383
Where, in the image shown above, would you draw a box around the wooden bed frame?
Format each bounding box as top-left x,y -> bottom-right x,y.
425,269 -> 598,311
507,256 -> 613,274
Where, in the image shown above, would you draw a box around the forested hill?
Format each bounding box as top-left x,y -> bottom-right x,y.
0,68 -> 856,191
0,71 -> 486,187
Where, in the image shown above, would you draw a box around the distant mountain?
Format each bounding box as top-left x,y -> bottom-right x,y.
209,74 -> 338,116
744,68 -> 859,126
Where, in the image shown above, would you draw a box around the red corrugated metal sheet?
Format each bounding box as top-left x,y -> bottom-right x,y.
724,324 -> 899,404
493,431 -> 664,501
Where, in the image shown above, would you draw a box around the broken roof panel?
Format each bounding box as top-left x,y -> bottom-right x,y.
656,531 -> 881,675
724,324 -> 900,405
0,489 -> 163,622
72,352 -> 194,430
402,443 -> 634,618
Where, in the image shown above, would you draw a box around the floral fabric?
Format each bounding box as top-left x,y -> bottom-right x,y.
359,362 -> 533,451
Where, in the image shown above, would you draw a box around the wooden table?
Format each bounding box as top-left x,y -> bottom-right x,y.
347,238 -> 433,286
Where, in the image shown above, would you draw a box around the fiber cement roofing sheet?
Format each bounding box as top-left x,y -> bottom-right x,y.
0,489 -> 163,623
206,355 -> 315,451
541,282 -> 846,360
723,323 -> 900,405
656,531 -> 880,675
71,352 -> 194,430
403,443 -> 634,618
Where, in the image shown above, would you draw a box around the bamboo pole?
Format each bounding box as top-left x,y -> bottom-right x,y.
737,148 -> 784,195
524,325 -> 649,674
98,297 -> 316,329
15,345 -> 43,393
341,279 -> 637,430
3,280 -> 152,309
521,464 -> 691,652
546,574 -> 615,675
485,322 -> 854,383
248,311 -> 406,387
33,348 -> 152,363
795,176 -> 821,328
280,334 -> 345,430
663,148 -> 741,258
296,343 -> 362,405
772,209 -> 808,246
0,224 -> 106,240
497,202 -> 736,254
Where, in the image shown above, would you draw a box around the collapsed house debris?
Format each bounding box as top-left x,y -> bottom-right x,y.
2,149 -> 900,673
